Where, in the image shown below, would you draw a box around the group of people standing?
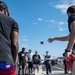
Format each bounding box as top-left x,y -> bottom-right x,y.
17,48 -> 52,75
17,48 -> 41,75
1,1 -> 75,75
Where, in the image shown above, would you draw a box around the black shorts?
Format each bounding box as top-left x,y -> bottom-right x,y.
28,62 -> 33,68
19,61 -> 25,69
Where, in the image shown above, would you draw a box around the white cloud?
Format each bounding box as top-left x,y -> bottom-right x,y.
44,19 -> 55,23
45,20 -> 55,22
22,39 -> 28,41
49,20 -> 55,22
21,44 -> 27,48
59,27 -> 68,31
54,0 -> 75,14
22,36 -> 27,38
58,21 -> 67,25
37,18 -> 55,23
38,18 -> 43,21
22,36 -> 28,42
55,4 -> 69,14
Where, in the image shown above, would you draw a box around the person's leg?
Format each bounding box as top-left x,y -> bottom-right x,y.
25,65 -> 27,75
18,66 -> 21,75
29,62 -> 33,74
33,64 -> 36,74
28,62 -> 31,74
22,63 -> 25,75
48,64 -> 51,73
36,64 -> 39,73
31,62 -> 33,73
64,60 -> 67,74
25,64 -> 28,75
63,60 -> 68,74
72,61 -> 75,75
45,64 -> 48,74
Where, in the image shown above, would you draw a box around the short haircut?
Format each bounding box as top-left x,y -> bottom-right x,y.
46,51 -> 48,53
67,5 -> 75,14
29,49 -> 32,51
22,47 -> 25,50
0,1 -> 9,16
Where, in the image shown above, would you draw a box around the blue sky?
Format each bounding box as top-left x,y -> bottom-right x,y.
2,0 -> 75,58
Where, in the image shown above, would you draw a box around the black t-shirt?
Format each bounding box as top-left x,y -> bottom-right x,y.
0,13 -> 19,64
33,54 -> 41,64
18,51 -> 25,62
68,14 -> 75,33
68,14 -> 75,49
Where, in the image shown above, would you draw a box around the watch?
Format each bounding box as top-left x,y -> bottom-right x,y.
65,49 -> 70,53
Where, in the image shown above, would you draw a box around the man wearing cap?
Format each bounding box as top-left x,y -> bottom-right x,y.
0,1 -> 19,75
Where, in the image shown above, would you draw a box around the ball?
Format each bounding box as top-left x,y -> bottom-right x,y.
40,41 -> 44,44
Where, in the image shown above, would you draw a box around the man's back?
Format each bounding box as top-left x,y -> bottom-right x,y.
0,13 -> 19,64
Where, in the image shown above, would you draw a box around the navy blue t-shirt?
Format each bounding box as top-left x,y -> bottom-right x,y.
0,13 -> 19,64
44,55 -> 51,64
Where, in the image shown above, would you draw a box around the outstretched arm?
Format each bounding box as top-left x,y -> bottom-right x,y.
48,35 -> 70,43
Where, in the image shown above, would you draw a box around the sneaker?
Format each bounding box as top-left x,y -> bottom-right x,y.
31,72 -> 35,75
48,73 -> 52,75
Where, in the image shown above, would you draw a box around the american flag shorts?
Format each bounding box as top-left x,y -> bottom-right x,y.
0,61 -> 16,75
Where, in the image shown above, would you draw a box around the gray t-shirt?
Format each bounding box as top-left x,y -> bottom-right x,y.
0,13 -> 19,64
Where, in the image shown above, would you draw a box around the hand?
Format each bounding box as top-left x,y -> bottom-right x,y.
65,52 -> 71,61
48,38 -> 55,43
14,61 -> 17,67
17,62 -> 20,65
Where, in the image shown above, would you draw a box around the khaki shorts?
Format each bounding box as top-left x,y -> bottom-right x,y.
72,61 -> 75,75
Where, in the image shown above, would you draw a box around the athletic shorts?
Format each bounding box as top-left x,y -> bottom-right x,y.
24,63 -> 28,69
0,61 -> 16,75
19,64 -> 25,69
19,61 -> 25,69
28,62 -> 33,68
33,64 -> 39,68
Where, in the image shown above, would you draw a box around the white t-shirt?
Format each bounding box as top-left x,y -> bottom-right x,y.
28,52 -> 33,62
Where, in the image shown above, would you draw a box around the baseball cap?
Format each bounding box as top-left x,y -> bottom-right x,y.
0,1 -> 9,16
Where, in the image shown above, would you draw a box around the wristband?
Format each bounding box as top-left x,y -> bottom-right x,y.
65,49 -> 70,53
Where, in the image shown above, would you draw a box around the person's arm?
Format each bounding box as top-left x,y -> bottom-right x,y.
66,21 -> 75,50
48,35 -> 70,43
44,56 -> 50,60
48,55 -> 51,60
39,55 -> 41,60
32,55 -> 34,61
18,54 -> 20,65
44,56 -> 46,61
11,31 -> 19,64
